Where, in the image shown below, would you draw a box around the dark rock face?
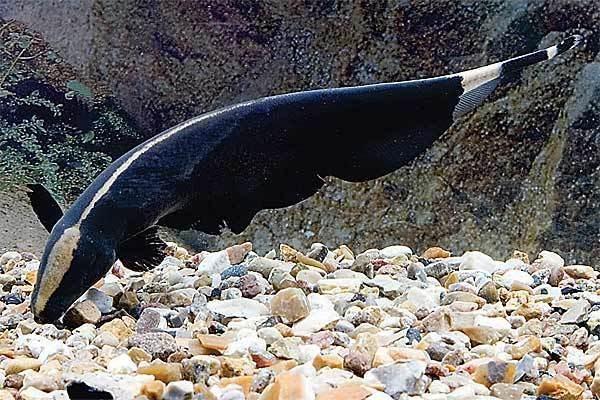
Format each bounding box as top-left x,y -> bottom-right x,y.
1,1 -> 599,263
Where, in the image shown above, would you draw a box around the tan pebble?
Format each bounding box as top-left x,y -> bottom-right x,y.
443,272 -> 459,288
513,303 -> 544,320
219,376 -> 254,396
128,347 -> 152,364
274,323 -> 294,337
0,389 -> 15,400
537,374 -> 584,400
197,334 -> 232,352
271,288 -> 310,323
193,383 -> 217,400
99,318 -> 134,341
268,360 -> 298,375
226,242 -> 253,264
315,384 -> 371,400
24,271 -> 37,285
175,338 -> 212,356
15,387 -> 48,400
260,370 -> 314,400
137,360 -> 183,383
220,356 -> 256,377
5,358 -> 42,375
313,354 -> 344,370
21,370 -> 61,392
508,336 -> 542,360
372,347 -> 429,367
280,244 -> 334,272
141,380 -> 165,400
564,265 -> 598,279
0,348 -> 15,358
423,247 -> 451,259
63,300 -> 101,327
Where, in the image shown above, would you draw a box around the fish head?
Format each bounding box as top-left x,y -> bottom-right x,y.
31,222 -> 116,324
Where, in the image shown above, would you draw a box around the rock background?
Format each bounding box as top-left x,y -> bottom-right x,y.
0,0 -> 598,263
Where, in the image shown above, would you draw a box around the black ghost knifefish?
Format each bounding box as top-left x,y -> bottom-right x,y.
26,35 -> 582,323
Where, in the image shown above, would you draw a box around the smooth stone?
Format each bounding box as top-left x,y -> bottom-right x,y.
380,245 -> 412,258
0,252 -> 21,267
405,287 -> 440,312
296,270 -> 323,286
257,327 -> 284,346
269,337 -> 302,360
21,371 -> 60,392
423,247 -> 451,259
98,318 -> 134,342
140,380 -> 165,400
137,360 -> 183,383
500,270 -> 534,288
225,242 -> 252,264
459,252 -> 502,274
532,251 -> 564,270
270,288 -> 310,323
261,370 -> 315,400
560,300 -> 591,324
107,354 -> 137,374
5,358 -> 42,375
248,257 -> 292,278
83,288 -> 114,314
490,383 -> 525,400
364,360 -> 428,396
207,298 -> 269,319
292,294 -> 339,336
162,380 -> 194,400
441,292 -> 486,307
17,387 -> 51,400
318,279 -> 362,294
196,250 -> 231,275
564,265 -> 598,279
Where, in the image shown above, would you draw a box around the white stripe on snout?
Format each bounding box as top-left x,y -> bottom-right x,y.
32,226 -> 81,314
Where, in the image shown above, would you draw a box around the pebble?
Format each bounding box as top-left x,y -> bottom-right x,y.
162,380 -> 194,400
137,360 -> 183,383
84,288 -> 114,314
62,300 -> 101,327
128,332 -> 179,361
4,358 -> 42,375
207,298 -> 269,318
270,288 -> 310,323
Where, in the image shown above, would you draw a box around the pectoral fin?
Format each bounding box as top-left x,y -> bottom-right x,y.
116,226 -> 167,272
25,184 -> 64,232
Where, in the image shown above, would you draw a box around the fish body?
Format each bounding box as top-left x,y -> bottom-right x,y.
27,35 -> 582,323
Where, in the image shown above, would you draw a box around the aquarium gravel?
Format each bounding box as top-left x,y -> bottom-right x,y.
0,241 -> 599,399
